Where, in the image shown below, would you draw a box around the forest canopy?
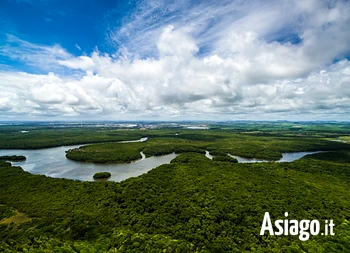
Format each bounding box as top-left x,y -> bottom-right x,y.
0,123 -> 350,252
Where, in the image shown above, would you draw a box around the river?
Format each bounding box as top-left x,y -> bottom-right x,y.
205,150 -> 321,163
0,138 -> 176,182
0,139 -> 321,182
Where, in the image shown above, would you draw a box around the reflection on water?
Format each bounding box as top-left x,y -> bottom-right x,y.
205,150 -> 321,163
0,141 -> 321,182
0,137 -> 177,182
205,150 -> 213,160
228,151 -> 321,163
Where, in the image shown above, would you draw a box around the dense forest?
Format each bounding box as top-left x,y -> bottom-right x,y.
65,128 -> 350,163
0,123 -> 350,252
0,155 -> 26,161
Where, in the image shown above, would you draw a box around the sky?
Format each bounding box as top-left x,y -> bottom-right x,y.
0,0 -> 350,121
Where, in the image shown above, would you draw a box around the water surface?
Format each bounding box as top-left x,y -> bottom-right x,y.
0,138 -> 177,182
0,142 -> 322,182
205,150 -> 321,163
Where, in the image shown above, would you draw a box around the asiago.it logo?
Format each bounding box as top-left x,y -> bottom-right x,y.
260,212 -> 335,241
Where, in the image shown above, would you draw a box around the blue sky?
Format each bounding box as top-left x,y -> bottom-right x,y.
0,0 -> 350,121
0,0 -> 128,70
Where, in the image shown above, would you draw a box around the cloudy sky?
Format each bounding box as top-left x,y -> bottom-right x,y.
0,0 -> 349,121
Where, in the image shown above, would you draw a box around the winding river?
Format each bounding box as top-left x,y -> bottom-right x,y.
0,138 -> 321,182
0,138 -> 176,182
205,150 -> 321,163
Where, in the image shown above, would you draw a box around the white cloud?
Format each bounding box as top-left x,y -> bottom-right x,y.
58,56 -> 95,70
0,35 -> 72,71
157,25 -> 198,58
0,0 -> 350,120
75,44 -> 81,51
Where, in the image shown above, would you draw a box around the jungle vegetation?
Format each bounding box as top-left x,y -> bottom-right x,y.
212,155 -> 238,163
64,130 -> 350,163
0,155 -> 26,161
0,122 -> 350,252
93,172 -> 112,179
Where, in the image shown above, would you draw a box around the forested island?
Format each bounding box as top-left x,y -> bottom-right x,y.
0,122 -> 350,252
0,155 -> 26,161
93,172 -> 112,179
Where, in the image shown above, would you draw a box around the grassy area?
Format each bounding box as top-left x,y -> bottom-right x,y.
339,136 -> 350,142
0,211 -> 32,225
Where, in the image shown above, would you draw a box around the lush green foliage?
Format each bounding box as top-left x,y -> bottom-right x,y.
0,127 -> 145,149
0,155 -> 26,161
66,142 -> 143,164
65,131 -> 350,164
212,155 -> 238,163
93,172 -> 112,179
143,143 -> 205,156
0,160 -> 11,167
0,123 -> 350,252
1,151 -> 350,251
66,137 -> 206,163
304,150 -> 350,164
0,205 -> 15,220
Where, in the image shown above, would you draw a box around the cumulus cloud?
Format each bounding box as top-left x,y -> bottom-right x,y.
157,25 -> 198,58
0,0 -> 350,120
